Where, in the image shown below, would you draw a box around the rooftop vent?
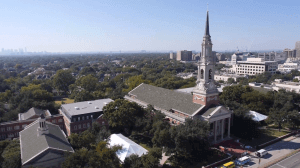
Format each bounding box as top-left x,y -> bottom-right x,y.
75,107 -> 80,110
104,102 -> 108,105
88,102 -> 92,104
95,106 -> 99,109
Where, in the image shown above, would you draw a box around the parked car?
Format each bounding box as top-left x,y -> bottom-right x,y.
255,149 -> 268,158
236,156 -> 251,166
221,161 -> 235,168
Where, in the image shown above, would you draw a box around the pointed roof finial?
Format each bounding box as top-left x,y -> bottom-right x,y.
204,9 -> 210,36
207,3 -> 209,11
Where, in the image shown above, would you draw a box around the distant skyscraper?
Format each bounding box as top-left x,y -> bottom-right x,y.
177,50 -> 192,61
170,52 -> 175,59
295,41 -> 300,58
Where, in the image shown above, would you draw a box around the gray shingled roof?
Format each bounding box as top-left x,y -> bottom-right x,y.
201,105 -> 220,117
20,120 -> 73,165
20,107 -> 47,120
128,83 -> 203,115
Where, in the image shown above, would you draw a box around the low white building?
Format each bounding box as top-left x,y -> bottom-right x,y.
272,80 -> 300,93
233,58 -> 278,76
108,134 -> 148,162
278,62 -> 299,72
214,74 -> 245,82
176,72 -> 197,79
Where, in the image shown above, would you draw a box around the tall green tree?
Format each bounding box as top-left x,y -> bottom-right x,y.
53,70 -> 75,95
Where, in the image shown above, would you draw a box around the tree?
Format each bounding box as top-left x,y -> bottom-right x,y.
227,78 -> 235,84
53,70 -> 75,95
103,99 -> 145,132
68,130 -> 96,149
62,147 -> 89,168
293,78 -> 299,82
76,74 -> 98,92
1,140 -> 21,168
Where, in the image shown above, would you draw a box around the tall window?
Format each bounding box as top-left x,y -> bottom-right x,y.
209,69 -> 212,79
201,69 -> 204,79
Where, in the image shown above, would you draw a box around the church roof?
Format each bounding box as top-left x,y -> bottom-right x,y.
128,83 -> 203,116
20,120 -> 74,165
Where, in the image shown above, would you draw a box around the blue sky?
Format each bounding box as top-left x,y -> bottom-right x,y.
0,0 -> 299,52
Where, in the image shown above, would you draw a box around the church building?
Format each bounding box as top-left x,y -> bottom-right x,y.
125,11 -> 233,143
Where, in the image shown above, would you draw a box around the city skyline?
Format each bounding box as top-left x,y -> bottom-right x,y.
1,0 -> 299,52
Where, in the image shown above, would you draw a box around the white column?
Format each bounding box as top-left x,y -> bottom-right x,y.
214,121 -> 217,143
228,118 -> 231,138
221,119 -> 224,140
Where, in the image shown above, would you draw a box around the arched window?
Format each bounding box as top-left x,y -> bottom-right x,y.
209,69 -> 212,79
201,69 -> 204,79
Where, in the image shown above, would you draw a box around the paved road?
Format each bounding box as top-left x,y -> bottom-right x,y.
269,152 -> 300,168
233,136 -> 300,168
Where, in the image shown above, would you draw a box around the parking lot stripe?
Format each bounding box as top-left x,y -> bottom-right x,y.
276,164 -> 285,168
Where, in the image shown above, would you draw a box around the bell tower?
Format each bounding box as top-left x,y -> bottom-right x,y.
192,11 -> 219,106
37,114 -> 49,136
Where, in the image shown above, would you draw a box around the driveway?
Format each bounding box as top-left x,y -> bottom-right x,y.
235,135 -> 300,168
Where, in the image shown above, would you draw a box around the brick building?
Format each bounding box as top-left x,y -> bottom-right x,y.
59,98 -> 113,136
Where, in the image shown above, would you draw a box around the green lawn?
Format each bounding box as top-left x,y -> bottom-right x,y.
239,129 -> 290,147
250,86 -> 272,94
54,98 -> 74,105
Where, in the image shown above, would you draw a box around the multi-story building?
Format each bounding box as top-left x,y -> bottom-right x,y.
258,52 -> 276,61
296,41 -> 300,58
216,53 -> 226,61
170,52 -> 175,59
214,74 -> 245,82
284,48 -> 297,58
0,107 -> 64,140
59,99 -> 113,136
177,50 -> 192,61
233,58 -> 278,76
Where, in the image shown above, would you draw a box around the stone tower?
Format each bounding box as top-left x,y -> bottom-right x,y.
192,11 -> 219,106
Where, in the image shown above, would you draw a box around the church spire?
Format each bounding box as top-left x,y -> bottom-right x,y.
204,11 -> 210,37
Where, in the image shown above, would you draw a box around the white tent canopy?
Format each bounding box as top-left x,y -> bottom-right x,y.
249,110 -> 268,122
108,133 -> 148,162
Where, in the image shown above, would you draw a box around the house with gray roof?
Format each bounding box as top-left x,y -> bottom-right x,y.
18,107 -> 51,121
20,115 -> 74,168
59,98 -> 113,136
125,11 -> 232,144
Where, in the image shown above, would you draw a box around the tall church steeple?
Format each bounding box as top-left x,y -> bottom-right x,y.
192,10 -> 219,106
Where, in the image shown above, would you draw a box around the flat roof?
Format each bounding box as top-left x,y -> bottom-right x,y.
61,98 -> 113,117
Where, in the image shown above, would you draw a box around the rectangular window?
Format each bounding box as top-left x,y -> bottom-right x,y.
78,124 -> 81,129
58,119 -> 63,123
83,124 -> 86,128
14,126 -> 20,130
87,123 -> 90,128
7,127 -> 12,131
74,125 -> 77,130
52,120 -> 56,123
1,128 -> 5,132
102,121 -> 105,125
78,117 -> 80,121
82,116 -> 85,120
87,116 -> 89,120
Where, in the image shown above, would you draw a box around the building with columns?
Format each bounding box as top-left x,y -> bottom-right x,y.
125,11 -> 232,144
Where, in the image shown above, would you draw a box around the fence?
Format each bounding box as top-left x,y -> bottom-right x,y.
256,131 -> 297,150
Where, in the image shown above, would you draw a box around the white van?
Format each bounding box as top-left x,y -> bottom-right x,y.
255,149 -> 268,158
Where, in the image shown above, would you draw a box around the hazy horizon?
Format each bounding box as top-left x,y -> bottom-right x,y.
1,0 -> 299,53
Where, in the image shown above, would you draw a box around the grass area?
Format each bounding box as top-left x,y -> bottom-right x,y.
250,86 -> 272,94
54,98 -> 74,105
239,129 -> 290,147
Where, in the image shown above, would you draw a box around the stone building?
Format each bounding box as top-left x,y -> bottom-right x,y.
125,11 -> 232,144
